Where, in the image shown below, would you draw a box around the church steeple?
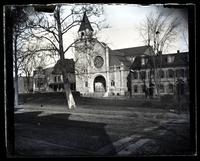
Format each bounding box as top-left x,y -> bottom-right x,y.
78,12 -> 93,39
78,12 -> 94,32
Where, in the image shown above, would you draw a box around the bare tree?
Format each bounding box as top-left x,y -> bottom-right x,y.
10,6 -> 34,106
29,4 -> 105,109
140,8 -> 181,97
19,50 -> 50,93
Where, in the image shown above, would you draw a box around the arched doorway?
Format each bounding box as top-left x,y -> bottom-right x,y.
93,75 -> 106,93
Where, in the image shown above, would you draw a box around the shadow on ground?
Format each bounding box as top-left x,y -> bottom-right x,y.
15,111 -> 116,157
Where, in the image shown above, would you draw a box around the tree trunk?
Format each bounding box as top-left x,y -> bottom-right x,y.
151,55 -> 160,97
55,5 -> 76,109
63,72 -> 76,109
26,75 -> 30,93
153,69 -> 160,97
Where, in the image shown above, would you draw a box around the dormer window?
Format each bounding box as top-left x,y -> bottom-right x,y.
126,56 -> 135,63
141,58 -> 145,65
167,56 -> 175,63
141,57 -> 148,66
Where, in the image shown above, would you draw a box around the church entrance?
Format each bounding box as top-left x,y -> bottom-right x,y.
93,75 -> 106,94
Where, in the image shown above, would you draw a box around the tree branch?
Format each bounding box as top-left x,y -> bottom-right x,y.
62,20 -> 80,34
37,24 -> 59,43
63,38 -> 81,54
32,34 -> 59,52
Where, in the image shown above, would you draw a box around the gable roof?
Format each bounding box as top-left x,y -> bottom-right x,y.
112,45 -> 151,57
109,52 -> 132,68
109,46 -> 151,68
52,59 -> 75,74
78,12 -> 94,32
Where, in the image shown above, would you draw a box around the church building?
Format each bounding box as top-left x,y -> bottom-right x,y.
74,12 -> 153,97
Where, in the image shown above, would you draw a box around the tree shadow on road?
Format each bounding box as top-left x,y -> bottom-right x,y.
14,111 -> 116,157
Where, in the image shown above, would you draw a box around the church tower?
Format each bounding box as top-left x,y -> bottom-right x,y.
78,12 -> 94,39
75,11 -> 110,96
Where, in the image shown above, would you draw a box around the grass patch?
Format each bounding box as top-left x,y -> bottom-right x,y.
19,92 -> 189,112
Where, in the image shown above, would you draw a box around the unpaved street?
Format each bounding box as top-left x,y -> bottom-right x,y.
14,104 -> 191,157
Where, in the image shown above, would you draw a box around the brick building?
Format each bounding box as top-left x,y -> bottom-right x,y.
129,51 -> 189,97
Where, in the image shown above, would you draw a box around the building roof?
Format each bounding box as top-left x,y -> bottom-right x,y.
109,46 -> 151,68
112,45 -> 151,57
52,59 -> 75,74
43,67 -> 54,75
130,52 -> 189,70
109,53 -> 132,69
78,12 -> 94,32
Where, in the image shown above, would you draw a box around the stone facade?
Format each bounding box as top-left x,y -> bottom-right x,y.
75,38 -> 152,97
74,12 -> 156,97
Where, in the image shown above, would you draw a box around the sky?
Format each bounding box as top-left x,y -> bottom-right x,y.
98,4 -> 188,51
34,4 -> 189,68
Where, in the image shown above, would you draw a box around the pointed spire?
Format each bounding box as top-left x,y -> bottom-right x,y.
78,11 -> 94,32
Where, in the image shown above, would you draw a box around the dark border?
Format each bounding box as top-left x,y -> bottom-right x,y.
1,1 -> 198,159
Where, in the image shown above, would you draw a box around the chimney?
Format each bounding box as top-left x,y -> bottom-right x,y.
157,51 -> 162,55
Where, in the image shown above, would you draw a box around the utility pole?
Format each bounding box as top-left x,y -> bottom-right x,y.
130,69 -> 134,98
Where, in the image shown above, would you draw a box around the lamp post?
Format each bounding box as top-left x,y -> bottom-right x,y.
130,69 -> 134,97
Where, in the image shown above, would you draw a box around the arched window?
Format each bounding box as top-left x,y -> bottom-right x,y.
85,81 -> 88,87
111,80 -> 115,86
